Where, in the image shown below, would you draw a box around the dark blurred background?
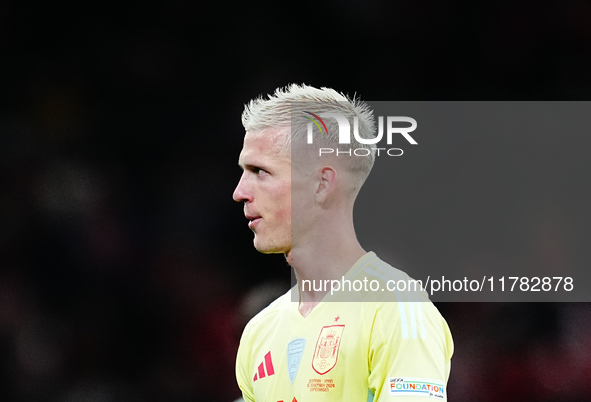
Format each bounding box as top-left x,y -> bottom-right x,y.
1,1 -> 591,401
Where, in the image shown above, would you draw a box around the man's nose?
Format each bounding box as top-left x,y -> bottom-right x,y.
233,172 -> 252,203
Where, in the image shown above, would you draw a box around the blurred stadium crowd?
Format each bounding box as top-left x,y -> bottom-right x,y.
1,1 -> 591,401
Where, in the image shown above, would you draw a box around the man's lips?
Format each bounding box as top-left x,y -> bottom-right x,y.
246,215 -> 261,229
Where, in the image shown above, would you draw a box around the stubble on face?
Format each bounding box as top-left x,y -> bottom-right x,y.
238,129 -> 293,255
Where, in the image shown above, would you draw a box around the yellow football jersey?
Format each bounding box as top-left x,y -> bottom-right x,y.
236,252 -> 453,402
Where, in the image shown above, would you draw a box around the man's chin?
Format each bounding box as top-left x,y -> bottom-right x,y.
253,238 -> 287,255
254,245 -> 284,255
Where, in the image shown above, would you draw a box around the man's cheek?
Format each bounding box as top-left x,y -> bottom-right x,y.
278,205 -> 291,223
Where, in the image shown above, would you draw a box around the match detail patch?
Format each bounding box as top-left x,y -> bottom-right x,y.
388,377 -> 445,399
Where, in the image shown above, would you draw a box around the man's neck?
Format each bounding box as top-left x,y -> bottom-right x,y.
287,237 -> 366,316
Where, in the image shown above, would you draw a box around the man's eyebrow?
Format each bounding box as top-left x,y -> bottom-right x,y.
237,158 -> 250,170
241,163 -> 261,172
237,161 -> 255,171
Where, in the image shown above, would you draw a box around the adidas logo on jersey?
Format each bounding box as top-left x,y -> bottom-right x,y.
253,351 -> 275,382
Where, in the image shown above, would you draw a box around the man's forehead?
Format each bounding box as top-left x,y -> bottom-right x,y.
238,128 -> 290,164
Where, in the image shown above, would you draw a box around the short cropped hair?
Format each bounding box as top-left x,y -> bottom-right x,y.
241,84 -> 377,184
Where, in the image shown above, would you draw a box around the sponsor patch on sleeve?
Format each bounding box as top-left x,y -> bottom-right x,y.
388,377 -> 445,399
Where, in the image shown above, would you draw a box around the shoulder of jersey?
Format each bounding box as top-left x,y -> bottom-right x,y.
361,257 -> 431,303
243,288 -> 293,333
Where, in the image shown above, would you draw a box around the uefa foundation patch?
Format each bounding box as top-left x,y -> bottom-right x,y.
388,377 -> 445,399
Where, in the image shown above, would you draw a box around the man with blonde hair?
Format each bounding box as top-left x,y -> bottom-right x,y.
233,84 -> 453,401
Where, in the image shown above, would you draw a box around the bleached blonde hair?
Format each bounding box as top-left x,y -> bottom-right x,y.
241,84 -> 377,184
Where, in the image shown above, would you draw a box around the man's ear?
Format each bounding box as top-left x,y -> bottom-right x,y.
316,166 -> 337,203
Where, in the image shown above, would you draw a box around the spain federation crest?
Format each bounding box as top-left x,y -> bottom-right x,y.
312,325 -> 345,375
